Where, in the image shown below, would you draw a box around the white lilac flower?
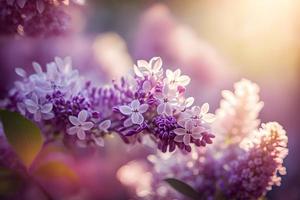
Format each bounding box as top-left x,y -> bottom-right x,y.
68,110 -> 94,140
119,100 -> 149,125
24,93 -> 54,122
91,120 -> 111,147
134,57 -> 163,80
164,69 -> 190,89
154,85 -> 177,115
174,120 -> 205,145
180,103 -> 216,126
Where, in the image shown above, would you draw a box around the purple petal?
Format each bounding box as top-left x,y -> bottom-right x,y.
123,118 -> 132,127
174,135 -> 184,143
92,135 -> 105,147
42,112 -> 54,120
157,103 -> 165,114
34,111 -> 42,122
15,68 -> 27,77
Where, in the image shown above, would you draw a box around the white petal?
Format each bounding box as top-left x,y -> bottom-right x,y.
174,135 -> 184,143
78,110 -> 88,123
174,128 -> 186,135
131,112 -> 144,125
151,57 -> 162,71
130,100 -> 140,110
77,129 -> 86,140
139,104 -> 149,113
67,126 -> 78,135
81,122 -> 94,130
174,69 -> 181,78
92,135 -> 105,147
137,60 -> 148,68
166,69 -> 173,79
41,103 -> 53,113
201,103 -> 209,114
119,105 -> 132,115
15,68 -> 26,77
178,75 -> 190,86
202,113 -> 216,123
99,120 -> 111,132
185,97 -> 194,108
134,65 -> 144,77
183,134 -> 191,145
34,111 -> 42,122
142,81 -> 151,92
32,62 -> 43,74
69,116 -> 80,126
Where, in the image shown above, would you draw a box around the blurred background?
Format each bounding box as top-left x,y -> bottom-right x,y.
0,0 -> 299,199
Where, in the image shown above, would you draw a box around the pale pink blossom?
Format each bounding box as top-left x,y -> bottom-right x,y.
119,100 -> 149,125
68,110 -> 94,140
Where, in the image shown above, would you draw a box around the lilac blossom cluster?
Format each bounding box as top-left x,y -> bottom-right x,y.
0,0 -> 80,36
117,80 -> 288,199
0,56 -> 215,152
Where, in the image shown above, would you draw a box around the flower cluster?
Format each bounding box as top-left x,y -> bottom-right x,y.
1,56 -> 215,152
118,80 -> 288,199
0,0 -> 81,36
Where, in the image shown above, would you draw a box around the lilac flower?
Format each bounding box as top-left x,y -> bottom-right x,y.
24,93 -> 54,121
91,120 -> 111,147
181,103 -> 216,126
154,85 -> 177,115
119,100 -> 149,125
134,57 -> 163,80
174,121 -> 205,145
67,110 -> 94,140
164,69 -> 190,89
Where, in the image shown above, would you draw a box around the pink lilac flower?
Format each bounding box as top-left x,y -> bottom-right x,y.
1,56 -> 214,153
68,110 -> 94,140
174,121 -> 206,145
119,100 -> 149,125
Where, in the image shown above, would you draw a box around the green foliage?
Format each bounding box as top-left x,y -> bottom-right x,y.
164,178 -> 201,200
0,110 -> 43,169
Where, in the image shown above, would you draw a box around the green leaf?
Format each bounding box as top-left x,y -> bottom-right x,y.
164,178 -> 200,200
0,110 -> 43,169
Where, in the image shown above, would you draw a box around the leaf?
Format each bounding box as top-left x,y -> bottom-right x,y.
0,110 -> 43,169
164,178 -> 200,200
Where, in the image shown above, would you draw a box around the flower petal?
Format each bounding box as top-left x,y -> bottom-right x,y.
92,135 -> 105,147
174,135 -> 184,143
151,57 -> 162,71
201,103 -> 209,114
15,68 -> 27,77
67,126 -> 78,135
123,118 -> 132,127
99,120 -> 111,132
77,129 -> 86,140
131,112 -> 144,125
139,104 -> 149,113
178,75 -> 190,86
185,120 -> 194,130
41,103 -> 53,113
81,122 -> 94,130
134,65 -> 144,77
130,100 -> 140,110
32,62 -> 43,74
119,105 -> 132,115
185,97 -> 194,108
42,112 -> 54,120
166,69 -> 173,79
174,69 -> 181,78
157,103 -> 165,114
183,134 -> 191,145
192,132 -> 202,139
202,113 -> 216,123
78,110 -> 88,123
174,128 -> 186,135
69,116 -> 80,126
165,103 -> 173,116
34,111 -> 42,122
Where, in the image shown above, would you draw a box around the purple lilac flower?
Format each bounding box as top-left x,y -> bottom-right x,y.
0,0 -> 81,36
0,56 -> 215,152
